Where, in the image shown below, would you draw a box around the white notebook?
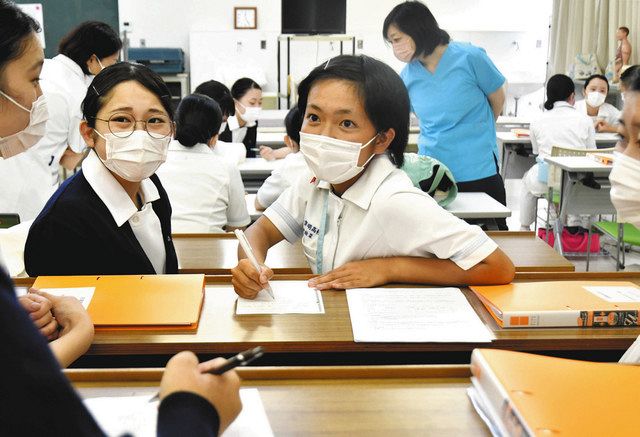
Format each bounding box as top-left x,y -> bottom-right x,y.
236,280 -> 325,315
346,287 -> 493,343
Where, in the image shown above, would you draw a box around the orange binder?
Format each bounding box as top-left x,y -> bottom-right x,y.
32,274 -> 205,331
510,128 -> 530,138
470,281 -> 640,328
470,349 -> 640,436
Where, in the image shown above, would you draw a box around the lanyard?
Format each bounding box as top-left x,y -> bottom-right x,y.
315,189 -> 330,274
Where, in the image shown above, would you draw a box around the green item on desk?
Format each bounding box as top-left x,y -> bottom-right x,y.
401,153 -> 457,207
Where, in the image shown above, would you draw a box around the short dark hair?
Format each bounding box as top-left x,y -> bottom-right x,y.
621,65 -> 640,90
297,55 -> 410,167
230,77 -> 262,100
544,74 -> 575,110
383,1 -> 450,59
194,80 -> 235,117
175,93 -> 222,148
58,21 -> 122,75
0,0 -> 40,78
584,74 -> 609,93
284,105 -> 303,145
619,26 -> 630,36
82,62 -> 174,127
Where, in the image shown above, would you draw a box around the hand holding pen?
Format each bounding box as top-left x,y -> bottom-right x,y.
232,229 -> 275,300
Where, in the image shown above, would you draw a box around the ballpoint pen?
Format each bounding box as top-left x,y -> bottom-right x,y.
234,229 -> 275,299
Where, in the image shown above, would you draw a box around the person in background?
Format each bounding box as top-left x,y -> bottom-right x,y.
232,55 -> 514,299
219,77 -> 262,158
615,26 -> 632,81
574,74 -> 620,133
194,79 -> 235,133
519,74 -> 595,231
383,1 -> 508,230
610,66 -> 640,227
25,63 -> 179,276
157,93 -> 250,233
0,20 -> 121,222
255,105 -> 308,210
0,2 -> 242,434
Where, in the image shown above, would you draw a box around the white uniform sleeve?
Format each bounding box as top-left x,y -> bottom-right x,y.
38,90 -> 71,165
373,191 -> 499,271
585,121 -> 597,150
225,162 -> 251,227
610,152 -> 640,228
256,161 -> 286,209
263,174 -> 311,243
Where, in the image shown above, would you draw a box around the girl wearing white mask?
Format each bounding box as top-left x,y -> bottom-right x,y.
574,74 -> 621,133
0,21 -> 121,222
219,77 -> 262,157
25,62 -> 179,276
231,55 -> 514,299
610,68 -> 640,228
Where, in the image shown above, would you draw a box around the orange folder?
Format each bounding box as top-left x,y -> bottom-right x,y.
470,349 -> 640,435
510,128 -> 530,138
32,274 -> 205,331
470,281 -> 640,328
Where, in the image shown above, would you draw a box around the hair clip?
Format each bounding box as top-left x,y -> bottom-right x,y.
324,58 -> 331,69
92,85 -> 100,96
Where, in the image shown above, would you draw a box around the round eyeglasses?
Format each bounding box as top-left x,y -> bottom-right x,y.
92,113 -> 173,139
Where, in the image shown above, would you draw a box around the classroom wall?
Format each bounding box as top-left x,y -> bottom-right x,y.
118,0 -> 553,114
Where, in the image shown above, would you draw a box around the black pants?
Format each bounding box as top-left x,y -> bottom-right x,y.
457,162 -> 508,230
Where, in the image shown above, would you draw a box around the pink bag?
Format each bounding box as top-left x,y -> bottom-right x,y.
537,228 -> 600,253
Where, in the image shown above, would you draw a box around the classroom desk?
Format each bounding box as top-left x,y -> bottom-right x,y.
497,131 -> 619,178
238,158 -> 279,193
543,156 -> 615,256
69,365 -> 487,436
16,272 -> 636,366
172,231 -> 572,275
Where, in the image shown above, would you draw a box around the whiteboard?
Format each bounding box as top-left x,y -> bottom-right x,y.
17,3 -> 45,48
189,30 -> 275,92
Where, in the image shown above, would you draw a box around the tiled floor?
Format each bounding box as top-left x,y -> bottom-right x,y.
503,177 -> 640,272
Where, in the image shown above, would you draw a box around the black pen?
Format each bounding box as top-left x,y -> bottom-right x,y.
150,347 -> 265,402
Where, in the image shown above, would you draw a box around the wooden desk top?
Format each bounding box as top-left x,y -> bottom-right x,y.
174,231 -> 574,275
23,272 -> 631,358
68,365 -> 488,436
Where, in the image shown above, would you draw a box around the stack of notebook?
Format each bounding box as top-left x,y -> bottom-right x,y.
468,349 -> 640,435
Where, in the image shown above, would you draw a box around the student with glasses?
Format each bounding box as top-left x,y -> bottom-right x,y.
25,62 -> 179,276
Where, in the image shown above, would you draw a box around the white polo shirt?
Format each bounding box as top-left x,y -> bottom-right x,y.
610,152 -> 640,227
256,151 -> 310,209
82,151 -> 166,274
227,113 -> 255,144
156,140 -> 250,233
530,101 -> 596,157
264,154 -> 498,274
575,99 -> 621,126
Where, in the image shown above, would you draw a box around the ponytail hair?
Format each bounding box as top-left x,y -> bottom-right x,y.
544,74 -> 574,110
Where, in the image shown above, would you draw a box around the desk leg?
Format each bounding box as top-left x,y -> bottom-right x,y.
554,170 -> 567,256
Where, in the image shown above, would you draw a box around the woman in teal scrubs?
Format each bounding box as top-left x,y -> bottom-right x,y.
383,1 -> 508,229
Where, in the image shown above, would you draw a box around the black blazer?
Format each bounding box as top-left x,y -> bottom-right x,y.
219,120 -> 258,158
0,268 -> 221,436
25,171 -> 179,277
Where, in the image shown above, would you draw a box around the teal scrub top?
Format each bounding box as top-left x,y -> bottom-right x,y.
400,41 -> 505,182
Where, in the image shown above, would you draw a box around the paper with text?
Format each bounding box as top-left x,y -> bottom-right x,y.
346,287 -> 494,343
83,388 -> 273,437
584,286 -> 640,303
236,280 -> 324,314
32,287 -> 95,309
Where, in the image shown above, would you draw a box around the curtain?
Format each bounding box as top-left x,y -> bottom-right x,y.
549,0 -> 640,77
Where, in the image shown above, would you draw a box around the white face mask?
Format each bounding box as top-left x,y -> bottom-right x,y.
237,102 -> 261,123
299,132 -> 378,184
392,40 -> 415,63
586,91 -> 606,108
95,129 -> 169,182
0,91 -> 48,159
219,121 -> 227,134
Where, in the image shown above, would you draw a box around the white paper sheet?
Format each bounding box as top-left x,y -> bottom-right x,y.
38,287 -> 95,309
346,287 -> 494,343
584,286 -> 640,303
236,280 -> 325,315
83,388 -> 273,437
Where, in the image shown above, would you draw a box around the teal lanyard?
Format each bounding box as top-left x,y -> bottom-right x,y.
315,190 -> 330,274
